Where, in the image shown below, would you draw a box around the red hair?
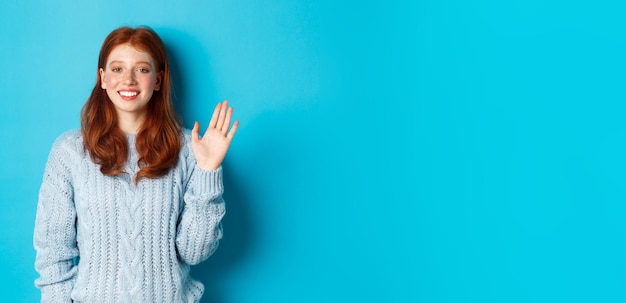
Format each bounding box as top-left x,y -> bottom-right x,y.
81,26 -> 182,182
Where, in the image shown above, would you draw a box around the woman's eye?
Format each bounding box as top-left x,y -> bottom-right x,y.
112,67 -> 122,72
138,68 -> 150,73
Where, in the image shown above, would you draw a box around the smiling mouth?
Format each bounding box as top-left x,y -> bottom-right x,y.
119,91 -> 139,97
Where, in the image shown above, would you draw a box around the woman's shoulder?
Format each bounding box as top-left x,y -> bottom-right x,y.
181,128 -> 193,142
179,128 -> 193,153
50,129 -> 84,153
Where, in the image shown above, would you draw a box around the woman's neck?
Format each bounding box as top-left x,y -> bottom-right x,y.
117,111 -> 146,134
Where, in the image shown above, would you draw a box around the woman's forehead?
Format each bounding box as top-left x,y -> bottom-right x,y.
107,43 -> 155,65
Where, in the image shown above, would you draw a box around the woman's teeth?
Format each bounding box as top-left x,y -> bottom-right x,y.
120,91 -> 138,97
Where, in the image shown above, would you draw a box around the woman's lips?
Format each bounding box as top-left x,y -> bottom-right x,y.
119,90 -> 139,100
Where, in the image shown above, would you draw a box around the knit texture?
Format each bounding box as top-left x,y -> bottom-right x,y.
34,130 -> 225,303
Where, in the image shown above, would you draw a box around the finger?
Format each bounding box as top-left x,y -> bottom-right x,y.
208,102 -> 222,128
191,121 -> 201,141
221,107 -> 233,134
216,100 -> 228,129
227,120 -> 239,141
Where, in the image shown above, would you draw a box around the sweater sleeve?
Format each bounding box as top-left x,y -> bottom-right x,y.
175,154 -> 226,265
33,138 -> 79,302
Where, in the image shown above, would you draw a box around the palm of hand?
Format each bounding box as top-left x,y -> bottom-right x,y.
191,101 -> 239,171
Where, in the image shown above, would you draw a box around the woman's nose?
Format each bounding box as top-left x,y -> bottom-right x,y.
122,71 -> 137,84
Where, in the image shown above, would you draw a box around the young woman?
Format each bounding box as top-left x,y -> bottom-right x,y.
34,26 -> 238,302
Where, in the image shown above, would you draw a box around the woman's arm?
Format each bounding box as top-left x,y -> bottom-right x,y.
176,166 -> 226,265
33,138 -> 78,302
175,101 -> 237,265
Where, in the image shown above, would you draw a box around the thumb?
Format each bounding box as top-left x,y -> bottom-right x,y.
191,121 -> 200,141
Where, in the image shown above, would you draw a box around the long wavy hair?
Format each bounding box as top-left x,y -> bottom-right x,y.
81,26 -> 182,182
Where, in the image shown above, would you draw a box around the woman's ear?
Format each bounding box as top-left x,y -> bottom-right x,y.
155,71 -> 163,91
100,68 -> 107,89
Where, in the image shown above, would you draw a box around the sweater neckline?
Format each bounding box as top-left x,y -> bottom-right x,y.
125,133 -> 137,150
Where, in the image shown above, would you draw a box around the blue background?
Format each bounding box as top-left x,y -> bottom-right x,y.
1,0 -> 625,302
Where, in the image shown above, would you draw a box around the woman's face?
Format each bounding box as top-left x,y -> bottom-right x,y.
100,43 -> 162,119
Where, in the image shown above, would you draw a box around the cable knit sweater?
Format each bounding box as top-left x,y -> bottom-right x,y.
33,130 -> 225,303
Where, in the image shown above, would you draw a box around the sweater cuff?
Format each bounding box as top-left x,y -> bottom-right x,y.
188,166 -> 224,198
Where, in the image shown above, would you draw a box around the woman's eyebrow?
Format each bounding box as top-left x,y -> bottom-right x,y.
108,60 -> 153,66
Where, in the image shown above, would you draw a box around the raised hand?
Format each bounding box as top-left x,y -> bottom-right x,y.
191,100 -> 239,171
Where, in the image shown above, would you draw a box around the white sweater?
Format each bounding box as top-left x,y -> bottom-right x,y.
34,130 -> 225,302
